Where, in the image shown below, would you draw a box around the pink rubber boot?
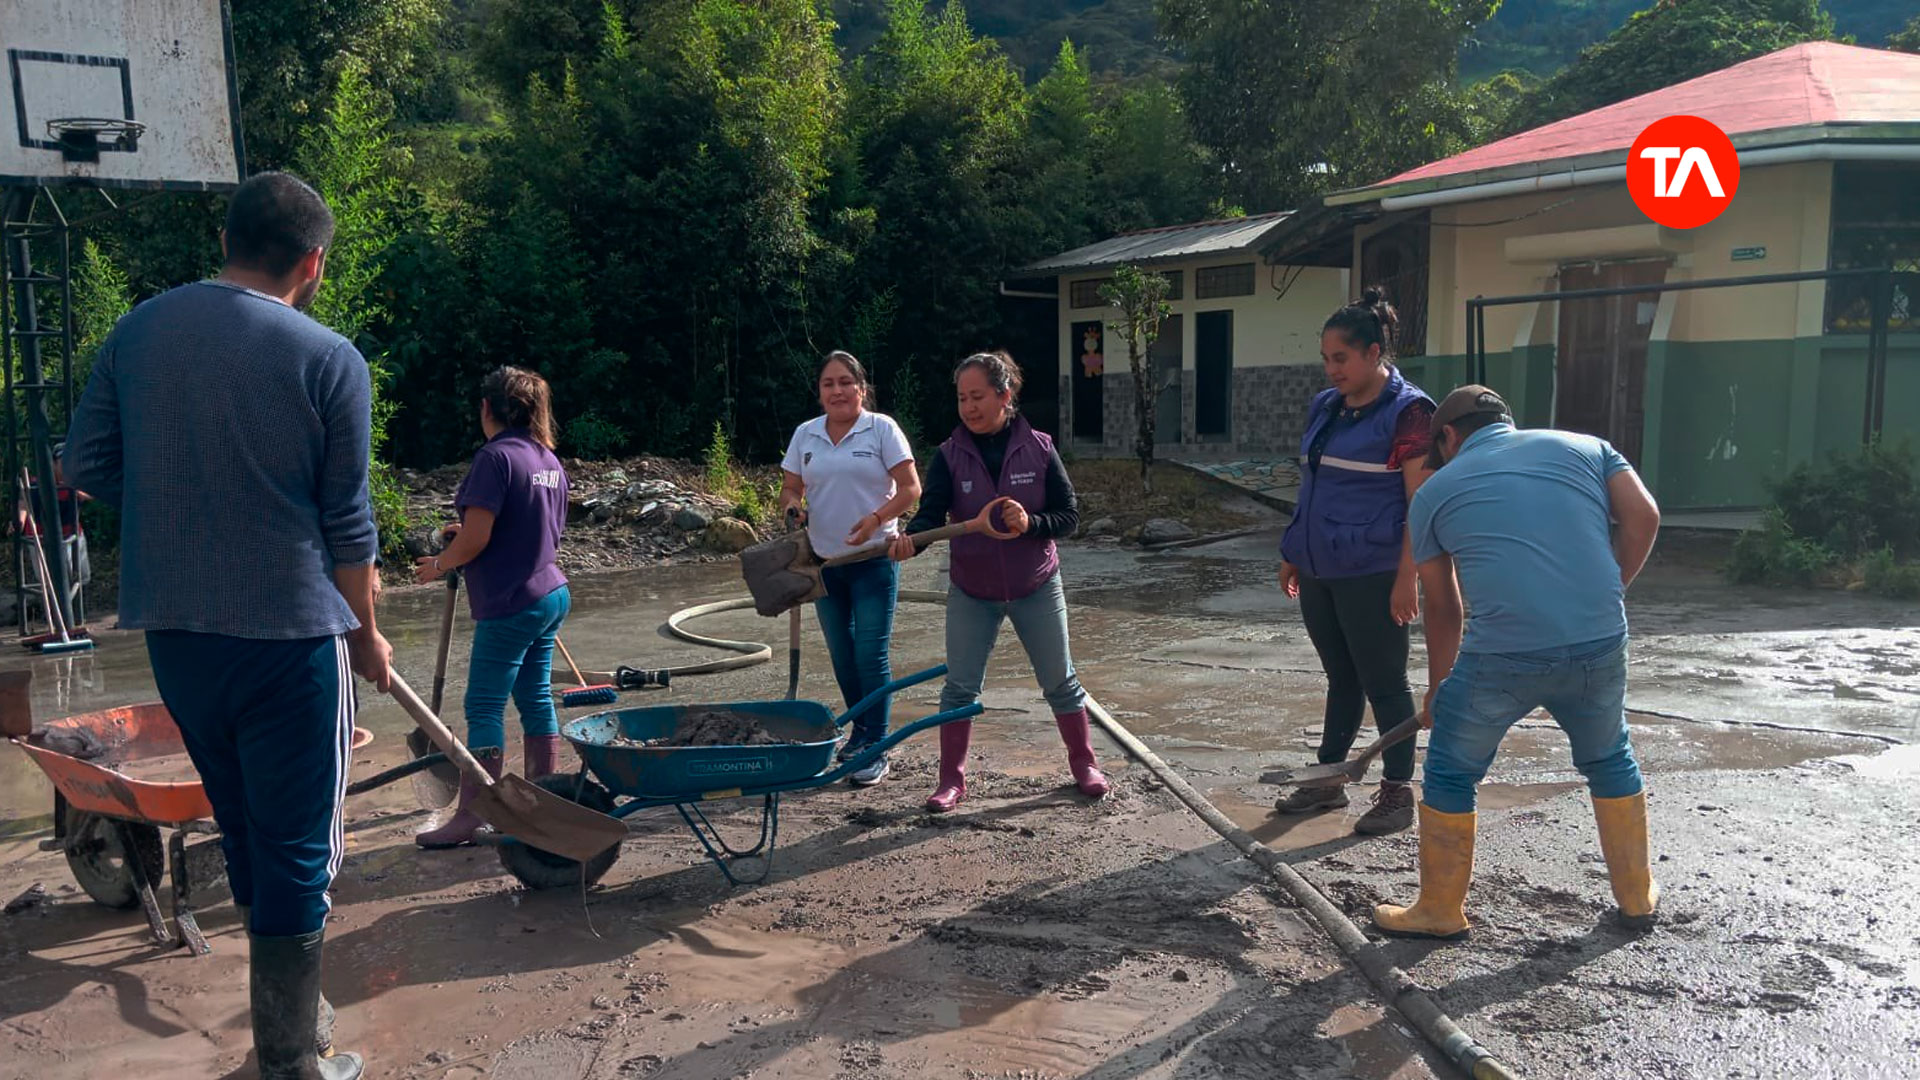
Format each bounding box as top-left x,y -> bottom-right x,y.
925,721 -> 971,813
523,735 -> 564,781
1054,709 -> 1111,798
416,750 -> 503,848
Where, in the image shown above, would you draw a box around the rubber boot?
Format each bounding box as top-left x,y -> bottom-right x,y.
238,905 -> 336,1056
523,734 -> 564,781
1373,804 -> 1475,939
1053,709 -> 1110,798
1592,791 -> 1660,929
924,721 -> 971,813
250,930 -> 363,1080
415,749 -> 503,849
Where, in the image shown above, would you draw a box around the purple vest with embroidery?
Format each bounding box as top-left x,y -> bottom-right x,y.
942,416 -> 1059,602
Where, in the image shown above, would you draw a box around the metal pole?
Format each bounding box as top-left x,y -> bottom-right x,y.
1863,270 -> 1891,444
1465,299 -> 1477,388
1475,302 -> 1489,385
2,189 -> 76,632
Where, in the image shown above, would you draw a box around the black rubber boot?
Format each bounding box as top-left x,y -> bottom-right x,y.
239,905 -> 335,1055
250,930 -> 363,1080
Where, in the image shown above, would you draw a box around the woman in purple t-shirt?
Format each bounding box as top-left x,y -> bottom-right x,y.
413,366 -> 572,848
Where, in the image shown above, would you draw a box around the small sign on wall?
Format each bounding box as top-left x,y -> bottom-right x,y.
1731,246 -> 1767,262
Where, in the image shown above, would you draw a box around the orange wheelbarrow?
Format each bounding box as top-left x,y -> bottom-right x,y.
12,697 -> 372,956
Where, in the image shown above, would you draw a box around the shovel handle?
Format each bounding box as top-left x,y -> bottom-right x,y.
430,574 -> 459,715
1352,715 -> 1424,766
386,671 -> 498,792
819,522 -> 972,568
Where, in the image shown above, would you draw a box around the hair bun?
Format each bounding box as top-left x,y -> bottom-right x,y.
1360,286 -> 1386,306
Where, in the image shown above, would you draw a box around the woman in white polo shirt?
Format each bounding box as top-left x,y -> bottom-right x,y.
779,351 -> 921,786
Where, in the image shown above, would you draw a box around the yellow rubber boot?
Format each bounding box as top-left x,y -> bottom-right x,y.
1592,791 -> 1660,929
1373,804 -> 1475,939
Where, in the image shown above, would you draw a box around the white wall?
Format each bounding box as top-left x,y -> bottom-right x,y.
1056,260 -> 1347,374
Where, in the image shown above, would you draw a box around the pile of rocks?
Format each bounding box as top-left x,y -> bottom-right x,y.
393,458 -> 767,577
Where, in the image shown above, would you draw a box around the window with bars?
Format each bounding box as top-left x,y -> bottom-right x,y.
1195,263 -> 1255,299
1360,220 -> 1430,358
1826,163 -> 1920,334
1069,278 -> 1111,308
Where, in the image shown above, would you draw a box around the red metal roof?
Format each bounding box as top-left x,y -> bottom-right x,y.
1380,43 -> 1920,189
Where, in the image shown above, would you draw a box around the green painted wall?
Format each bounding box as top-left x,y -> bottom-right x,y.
1427,337 -> 1917,510
1651,340 -> 1796,509
1811,338 -> 1920,458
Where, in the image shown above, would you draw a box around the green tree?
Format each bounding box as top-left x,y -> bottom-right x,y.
1889,10 -> 1920,51
1159,0 -> 1501,210
1504,0 -> 1838,132
296,58 -> 415,559
71,239 -> 133,388
1090,82 -> 1220,234
1100,264 -> 1172,493
841,0 -> 1034,435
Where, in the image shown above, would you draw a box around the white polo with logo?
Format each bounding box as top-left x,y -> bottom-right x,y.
781,411 -> 915,559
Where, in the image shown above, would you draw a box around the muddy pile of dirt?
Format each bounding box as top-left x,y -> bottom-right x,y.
393,455 -> 781,578
611,709 -> 797,748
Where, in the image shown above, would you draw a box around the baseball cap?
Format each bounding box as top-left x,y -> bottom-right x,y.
1425,385 -> 1513,469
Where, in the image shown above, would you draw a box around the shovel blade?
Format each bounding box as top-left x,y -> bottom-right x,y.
472,773 -> 628,862
1260,761 -> 1359,788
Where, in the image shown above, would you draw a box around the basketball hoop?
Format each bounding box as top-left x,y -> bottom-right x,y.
45,117 -> 146,163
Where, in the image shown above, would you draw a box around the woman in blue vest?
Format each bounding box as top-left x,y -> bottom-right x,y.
889,350 -> 1109,813
1275,289 -> 1436,836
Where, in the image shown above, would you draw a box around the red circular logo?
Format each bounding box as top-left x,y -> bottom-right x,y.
1627,115 -> 1739,229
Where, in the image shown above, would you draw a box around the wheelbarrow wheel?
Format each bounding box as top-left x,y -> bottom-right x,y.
497,773 -> 622,891
54,794 -> 166,910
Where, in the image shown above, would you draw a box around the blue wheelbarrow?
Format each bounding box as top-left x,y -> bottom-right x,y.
494,664 -> 981,890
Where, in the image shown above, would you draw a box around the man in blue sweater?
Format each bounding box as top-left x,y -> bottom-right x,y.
63,172 -> 387,1080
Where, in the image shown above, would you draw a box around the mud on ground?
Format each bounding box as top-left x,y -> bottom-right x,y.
2,529 -> 1917,1078
0,745 -> 1441,1080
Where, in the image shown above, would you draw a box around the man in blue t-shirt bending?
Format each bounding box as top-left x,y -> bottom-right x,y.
62,172 -> 385,1080
1373,386 -> 1663,940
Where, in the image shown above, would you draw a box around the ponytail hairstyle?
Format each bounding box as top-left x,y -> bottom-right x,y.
818,350 -> 875,407
481,365 -> 557,450
1322,286 -> 1400,364
953,349 -> 1024,406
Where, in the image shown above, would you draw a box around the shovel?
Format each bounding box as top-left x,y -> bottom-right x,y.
1261,716 -> 1424,788
402,568 -> 463,810
741,500 -> 1016,618
386,671 -> 628,862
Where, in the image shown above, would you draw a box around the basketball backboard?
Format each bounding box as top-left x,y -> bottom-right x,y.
1,0 -> 244,192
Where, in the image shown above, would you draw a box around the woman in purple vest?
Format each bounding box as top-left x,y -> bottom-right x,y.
889,350 -> 1110,812
414,367 -> 572,848
1275,290 -> 1436,836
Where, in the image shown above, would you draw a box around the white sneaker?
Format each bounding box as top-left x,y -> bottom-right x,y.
850,755 -> 890,787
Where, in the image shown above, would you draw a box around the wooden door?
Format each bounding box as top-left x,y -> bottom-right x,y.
1555,260 -> 1666,462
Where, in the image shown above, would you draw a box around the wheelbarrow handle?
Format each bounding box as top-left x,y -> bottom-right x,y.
833,663 -> 948,730
817,702 -> 988,785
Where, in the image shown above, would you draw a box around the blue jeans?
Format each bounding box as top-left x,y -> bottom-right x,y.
1423,632 -> 1644,814
939,573 -> 1085,716
464,585 -> 570,751
815,558 -> 899,745
147,631 -> 353,936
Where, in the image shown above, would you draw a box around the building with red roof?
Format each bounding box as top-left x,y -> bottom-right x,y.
1257,41 -> 1920,510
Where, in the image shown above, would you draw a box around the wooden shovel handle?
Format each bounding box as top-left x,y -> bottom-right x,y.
819,522 -> 973,568
1352,716 -> 1424,766
386,671 -> 498,791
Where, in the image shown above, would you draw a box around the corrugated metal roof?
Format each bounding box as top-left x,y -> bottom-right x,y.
1350,42 -> 1920,199
1022,212 -> 1294,275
